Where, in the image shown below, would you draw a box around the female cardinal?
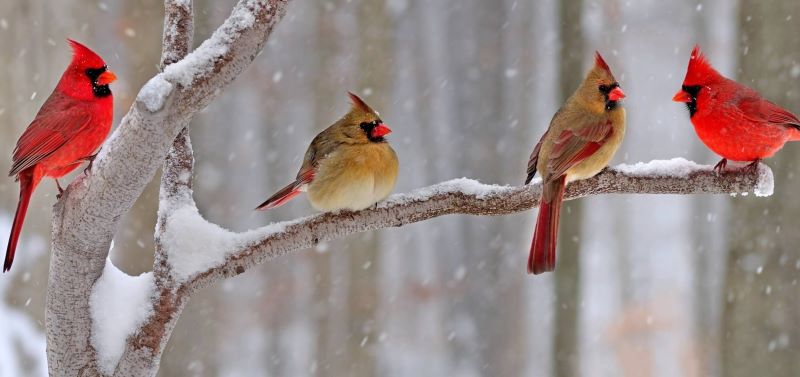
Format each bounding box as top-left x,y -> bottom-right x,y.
673,45 -> 800,172
524,52 -> 626,274
4,39 -> 116,272
255,92 -> 398,212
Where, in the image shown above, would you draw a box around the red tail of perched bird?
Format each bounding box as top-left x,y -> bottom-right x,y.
673,45 -> 800,173
4,39 -> 116,272
524,52 -> 627,274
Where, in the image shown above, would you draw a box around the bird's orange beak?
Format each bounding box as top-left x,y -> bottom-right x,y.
608,87 -> 626,101
672,90 -> 692,103
97,70 -> 117,85
372,123 -> 392,138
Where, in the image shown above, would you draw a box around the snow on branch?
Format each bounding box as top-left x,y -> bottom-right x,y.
139,0 -> 287,114
167,158 -> 771,292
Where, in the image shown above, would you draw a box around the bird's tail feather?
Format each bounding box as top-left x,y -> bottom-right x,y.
789,125 -> 800,142
528,176 -> 566,274
255,181 -> 304,211
5,173 -> 35,272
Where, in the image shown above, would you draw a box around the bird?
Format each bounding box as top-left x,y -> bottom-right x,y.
255,92 -> 398,212
4,39 -> 116,272
673,45 -> 800,173
524,52 -> 626,275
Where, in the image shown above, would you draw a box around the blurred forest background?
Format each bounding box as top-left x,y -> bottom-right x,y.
2,0 -> 800,376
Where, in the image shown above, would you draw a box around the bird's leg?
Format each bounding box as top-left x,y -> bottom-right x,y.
713,158 -> 728,174
744,159 -> 761,174
82,149 -> 100,175
56,179 -> 65,199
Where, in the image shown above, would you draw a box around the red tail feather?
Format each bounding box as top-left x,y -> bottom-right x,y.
5,172 -> 36,272
255,181 -> 304,211
528,176 -> 566,274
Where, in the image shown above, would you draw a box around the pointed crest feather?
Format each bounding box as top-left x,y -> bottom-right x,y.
348,91 -> 376,114
67,38 -> 106,68
684,44 -> 720,84
594,51 -> 612,74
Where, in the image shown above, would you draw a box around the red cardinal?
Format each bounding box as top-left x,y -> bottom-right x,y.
4,39 -> 116,272
673,45 -> 800,172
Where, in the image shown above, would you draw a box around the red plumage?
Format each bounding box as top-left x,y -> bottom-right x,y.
4,39 -> 115,272
674,45 -> 800,171
254,169 -> 315,210
529,175 -> 565,274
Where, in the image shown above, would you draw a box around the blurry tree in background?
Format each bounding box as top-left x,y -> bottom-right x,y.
723,1 -> 800,376
553,0 -> 585,375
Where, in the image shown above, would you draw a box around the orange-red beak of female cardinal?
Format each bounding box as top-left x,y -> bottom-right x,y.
97,70 -> 117,85
371,123 -> 392,138
671,89 -> 692,103
608,87 -> 626,101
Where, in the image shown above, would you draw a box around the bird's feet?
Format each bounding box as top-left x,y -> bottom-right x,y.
56,179 -> 65,199
713,158 -> 728,174
743,159 -> 761,174
82,150 -> 100,176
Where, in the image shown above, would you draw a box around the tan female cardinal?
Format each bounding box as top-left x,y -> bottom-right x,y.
4,39 -> 116,272
524,52 -> 626,274
673,45 -> 800,173
255,92 -> 398,212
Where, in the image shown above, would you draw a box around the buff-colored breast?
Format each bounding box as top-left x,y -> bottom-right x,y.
307,142 -> 398,211
566,108 -> 626,181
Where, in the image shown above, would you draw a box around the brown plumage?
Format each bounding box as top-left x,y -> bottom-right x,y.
525,52 -> 627,275
256,92 -> 399,212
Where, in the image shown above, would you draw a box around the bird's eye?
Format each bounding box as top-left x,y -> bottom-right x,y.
598,84 -> 609,93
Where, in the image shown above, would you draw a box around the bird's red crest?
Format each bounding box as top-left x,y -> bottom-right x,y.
594,51 -> 612,75
683,44 -> 719,85
67,39 -> 107,69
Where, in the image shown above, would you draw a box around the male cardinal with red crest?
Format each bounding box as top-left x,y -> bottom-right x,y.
673,45 -> 800,172
255,92 -> 398,212
4,39 -> 116,272
525,52 -> 626,274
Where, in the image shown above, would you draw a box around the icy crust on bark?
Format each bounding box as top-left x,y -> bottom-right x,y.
90,260 -> 155,375
136,0 -> 267,112
138,76 -> 174,112
754,164 -> 774,197
615,157 -> 773,196
380,178 -> 515,206
615,157 -> 704,177
162,0 -> 259,86
160,203 -> 295,283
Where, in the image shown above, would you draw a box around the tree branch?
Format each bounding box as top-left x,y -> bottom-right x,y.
172,159 -> 772,293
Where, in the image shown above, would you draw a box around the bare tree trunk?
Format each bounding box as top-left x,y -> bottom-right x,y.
722,2 -> 800,376
553,0 -> 585,375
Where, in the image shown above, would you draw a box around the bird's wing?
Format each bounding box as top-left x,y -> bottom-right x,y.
546,121 -> 613,180
9,105 -> 93,177
296,127 -> 343,181
737,97 -> 800,129
525,129 -> 548,184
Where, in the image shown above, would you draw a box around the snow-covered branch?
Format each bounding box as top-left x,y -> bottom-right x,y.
45,0 -> 290,376
174,158 -> 772,292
